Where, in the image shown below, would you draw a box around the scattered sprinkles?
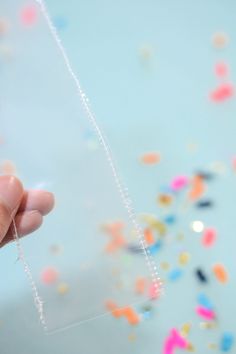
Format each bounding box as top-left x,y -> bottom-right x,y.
212,263 -> 228,284
140,152 -> 161,165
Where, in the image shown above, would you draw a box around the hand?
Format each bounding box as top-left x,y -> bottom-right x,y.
0,175 -> 54,248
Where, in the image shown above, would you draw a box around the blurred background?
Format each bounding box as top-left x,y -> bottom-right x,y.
0,0 -> 236,353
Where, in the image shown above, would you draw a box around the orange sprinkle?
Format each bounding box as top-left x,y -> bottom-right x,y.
123,307 -> 140,325
144,228 -> 155,245
141,152 -> 161,165
106,301 -> 140,325
212,263 -> 228,283
103,222 -> 126,253
188,175 -> 205,200
0,160 -> 17,175
158,194 -> 173,206
135,277 -> 146,294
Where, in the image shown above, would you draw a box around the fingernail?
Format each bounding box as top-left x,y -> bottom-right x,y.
0,176 -> 23,212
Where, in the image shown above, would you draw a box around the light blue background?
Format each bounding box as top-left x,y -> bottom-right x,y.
0,0 -> 236,353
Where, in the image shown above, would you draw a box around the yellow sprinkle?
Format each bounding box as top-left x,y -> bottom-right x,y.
179,252 -> 191,266
128,332 -> 136,342
160,262 -> 170,271
180,322 -> 192,337
57,282 -> 69,295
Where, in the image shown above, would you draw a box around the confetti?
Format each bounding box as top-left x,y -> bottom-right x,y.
210,83 -> 234,102
148,240 -> 162,255
196,306 -> 216,321
214,62 -> 228,77
168,268 -> 183,282
170,175 -> 189,191
178,252 -> 191,266
144,228 -> 155,245
164,214 -> 177,225
135,277 -> 146,294
140,152 -> 161,165
163,328 -> 188,354
197,293 -> 213,310
20,5 -> 37,26
53,16 -> 68,31
202,228 -> 217,247
188,175 -> 205,201
212,263 -> 228,283
57,282 -> 69,295
196,199 -> 213,208
158,194 -> 173,206
191,220 -> 204,233
195,268 -> 208,283
180,323 -> 192,337
212,32 -> 229,49
106,301 -> 140,325
41,267 -> 58,285
220,332 -> 234,352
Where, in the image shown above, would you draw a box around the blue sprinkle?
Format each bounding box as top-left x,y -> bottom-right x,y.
53,16 -> 68,31
168,268 -> 183,281
148,240 -> 162,255
197,293 -> 213,310
220,332 -> 234,352
164,214 -> 177,225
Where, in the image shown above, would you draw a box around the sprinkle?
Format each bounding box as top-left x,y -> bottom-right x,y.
161,262 -> 170,271
208,342 -> 217,349
196,199 -> 213,208
188,175 -> 205,201
179,252 -> 191,266
158,194 -> 173,206
139,45 -> 153,61
197,293 -> 213,310
212,263 -> 228,283
141,304 -> 153,320
212,32 -> 229,49
148,282 -> 159,300
49,244 -> 63,255
196,306 -> 216,320
180,323 -> 192,337
168,268 -> 183,282
210,83 -> 234,102
191,220 -> 204,233
202,228 -> 217,247
215,62 -> 229,77
57,282 -> 69,295
140,152 -> 161,165
135,277 -> 146,294
164,214 -> 177,225
170,175 -> 189,191
128,332 -> 137,342
20,5 -> 37,26
163,328 -> 188,354
195,268 -> 208,283
53,16 -> 68,31
106,301 -> 140,325
0,160 -> 17,175
196,171 -> 215,180
144,228 -> 155,245
220,332 -> 234,352
200,321 -> 216,330
0,18 -> 10,35
103,221 -> 126,253
148,240 -> 162,255
41,267 -> 58,285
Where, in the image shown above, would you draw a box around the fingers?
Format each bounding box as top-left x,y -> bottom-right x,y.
19,190 -> 55,216
0,175 -> 24,243
1,210 -> 43,248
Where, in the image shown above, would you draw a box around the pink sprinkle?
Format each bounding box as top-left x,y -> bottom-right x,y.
170,176 -> 189,191
20,5 -> 37,25
202,228 -> 217,247
41,267 -> 58,285
163,328 -> 188,354
210,83 -> 234,102
196,306 -> 215,320
148,282 -> 159,300
215,62 -> 228,77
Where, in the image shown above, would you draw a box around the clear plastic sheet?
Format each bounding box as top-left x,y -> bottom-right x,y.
0,0 -> 161,333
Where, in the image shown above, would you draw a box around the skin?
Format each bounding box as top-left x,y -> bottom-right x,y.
0,175 -> 54,248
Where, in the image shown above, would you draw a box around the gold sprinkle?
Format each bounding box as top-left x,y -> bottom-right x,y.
160,262 -> 170,271
180,322 -> 192,337
158,194 -> 173,206
212,32 -> 229,49
179,252 -> 191,266
128,332 -> 137,342
57,282 -> 69,295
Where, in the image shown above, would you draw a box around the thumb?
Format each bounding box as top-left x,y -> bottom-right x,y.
0,175 -> 24,243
